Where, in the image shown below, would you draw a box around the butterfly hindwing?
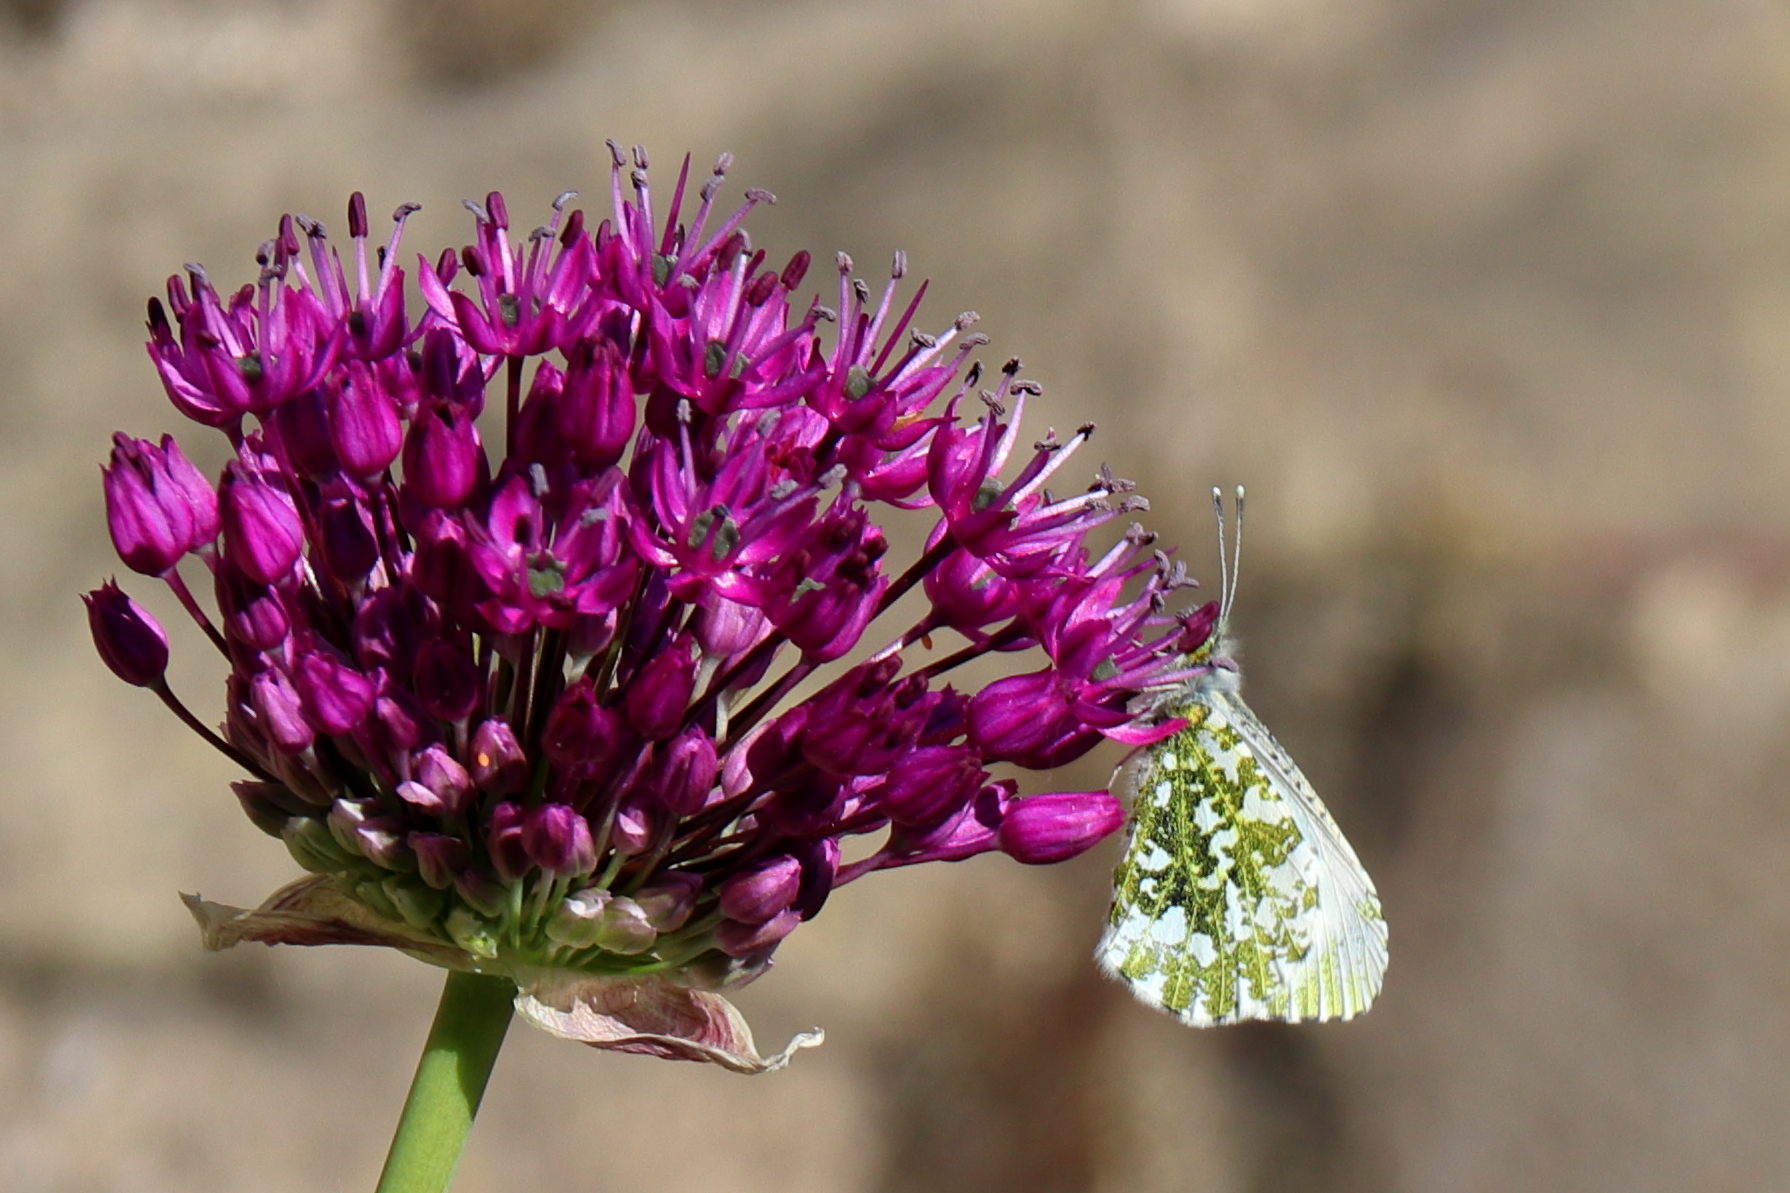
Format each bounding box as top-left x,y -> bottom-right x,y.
1097,688 -> 1388,1024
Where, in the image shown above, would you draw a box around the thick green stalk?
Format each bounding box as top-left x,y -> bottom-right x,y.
374,970 -> 517,1193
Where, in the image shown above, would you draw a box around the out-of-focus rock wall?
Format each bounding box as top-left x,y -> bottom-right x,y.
6,0 -> 1790,1189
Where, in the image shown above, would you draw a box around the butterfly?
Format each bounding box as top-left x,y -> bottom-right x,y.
1097,486 -> 1388,1024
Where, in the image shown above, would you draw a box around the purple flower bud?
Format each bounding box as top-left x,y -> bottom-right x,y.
413,640 -> 482,723
793,837 -> 841,921
318,492 -> 379,583
409,832 -> 471,889
293,649 -> 375,735
265,387 -> 339,479
522,803 -> 597,877
692,592 -> 768,660
487,800 -> 530,881
634,872 -> 702,932
398,744 -> 474,816
250,667 -> 314,752
923,547 -> 1017,631
997,791 -> 1124,865
104,433 -> 220,576
887,783 -> 1012,864
215,559 -> 288,651
220,460 -> 304,585
328,363 -> 403,477
470,719 -> 528,794
718,854 -> 802,924
401,404 -> 483,509
715,909 -> 800,958
350,585 -> 433,685
623,639 -> 696,741
558,337 -> 635,470
966,669 -> 1093,768
371,677 -> 432,755
83,582 -> 169,687
878,745 -> 986,827
652,727 -> 718,818
542,680 -> 624,769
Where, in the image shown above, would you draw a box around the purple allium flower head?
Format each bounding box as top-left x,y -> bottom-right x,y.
99,147 -> 1214,1072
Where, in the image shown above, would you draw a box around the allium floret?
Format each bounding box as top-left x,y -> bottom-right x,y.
92,145 -> 1213,1073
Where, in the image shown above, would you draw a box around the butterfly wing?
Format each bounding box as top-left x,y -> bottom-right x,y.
1096,690 -> 1388,1024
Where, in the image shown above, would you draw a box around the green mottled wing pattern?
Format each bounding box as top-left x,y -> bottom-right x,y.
1097,688 -> 1387,1024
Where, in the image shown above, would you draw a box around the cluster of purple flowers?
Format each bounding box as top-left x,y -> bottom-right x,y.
88,145 -> 1211,998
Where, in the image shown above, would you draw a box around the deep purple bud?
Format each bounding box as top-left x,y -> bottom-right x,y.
888,782 -> 1012,864
522,803 -> 597,877
793,837 -> 841,921
401,404 -> 482,509
634,872 -> 702,932
250,667 -> 314,752
409,832 -> 471,889
879,745 -> 984,827
328,364 -> 403,477
558,338 -> 635,470
652,726 -> 718,818
318,492 -> 379,582
715,909 -> 800,958
103,433 -> 215,575
624,640 -> 697,741
83,582 -> 168,687
371,678 -> 432,755
924,547 -> 1017,631
967,669 -> 1089,767
215,559 -> 288,651
717,854 -> 802,924
692,592 -> 767,659
997,791 -> 1124,864
470,719 -> 528,794
413,640 -> 482,722
410,744 -> 474,816
350,585 -> 433,683
542,680 -> 624,769
293,650 -> 375,735
487,801 -> 530,881
265,388 -> 339,479
220,460 -> 304,585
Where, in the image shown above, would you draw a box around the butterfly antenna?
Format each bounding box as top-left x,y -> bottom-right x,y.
1229,484 -> 1245,618
1211,485 -> 1230,629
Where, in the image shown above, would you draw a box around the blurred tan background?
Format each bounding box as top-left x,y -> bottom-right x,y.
5,0 -> 1790,1189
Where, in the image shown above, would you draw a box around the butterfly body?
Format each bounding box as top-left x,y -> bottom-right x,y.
1097,633 -> 1388,1024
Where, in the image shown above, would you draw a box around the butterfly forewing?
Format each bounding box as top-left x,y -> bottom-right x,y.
1097,687 -> 1388,1024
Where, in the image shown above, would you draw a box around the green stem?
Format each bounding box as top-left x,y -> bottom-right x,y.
374,970 -> 517,1193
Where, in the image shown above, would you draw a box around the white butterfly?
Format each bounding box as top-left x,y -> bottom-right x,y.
1097,487 -> 1387,1024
